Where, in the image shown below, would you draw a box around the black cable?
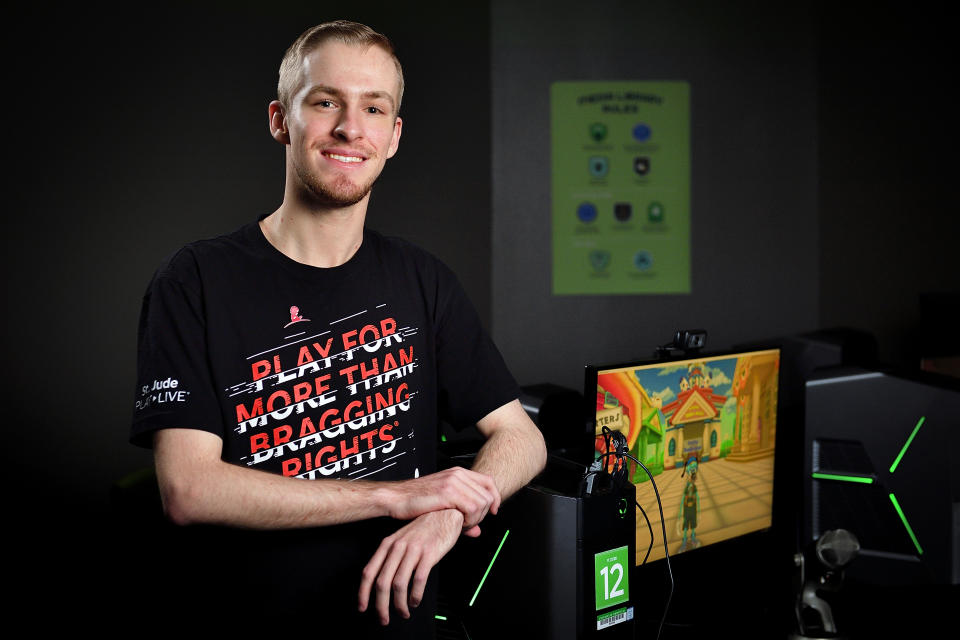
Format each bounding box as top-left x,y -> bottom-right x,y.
601,427 -> 614,476
622,451 -> 674,640
635,498 -> 654,566
600,426 -> 627,482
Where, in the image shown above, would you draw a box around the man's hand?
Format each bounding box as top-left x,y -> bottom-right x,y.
383,467 -> 500,535
358,508 -> 464,625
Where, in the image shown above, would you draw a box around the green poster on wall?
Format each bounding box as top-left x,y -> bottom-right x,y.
551,81 -> 690,295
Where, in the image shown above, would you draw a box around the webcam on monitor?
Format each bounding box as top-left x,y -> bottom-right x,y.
655,329 -> 708,358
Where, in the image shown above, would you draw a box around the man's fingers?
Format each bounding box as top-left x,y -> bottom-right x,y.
461,469 -> 499,514
489,479 -> 501,515
464,468 -> 501,515
462,524 -> 482,538
409,561 -> 432,610
458,495 -> 489,531
442,468 -> 500,528
358,541 -> 390,612
374,540 -> 406,625
391,546 -> 422,620
389,467 -> 501,527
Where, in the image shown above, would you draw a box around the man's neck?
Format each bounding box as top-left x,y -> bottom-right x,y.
260,197 -> 368,268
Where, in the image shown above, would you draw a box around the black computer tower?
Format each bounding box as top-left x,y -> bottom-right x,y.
439,456 -> 637,639
803,366 -> 960,585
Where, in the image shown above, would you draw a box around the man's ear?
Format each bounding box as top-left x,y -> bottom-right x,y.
268,100 -> 290,145
386,116 -> 402,159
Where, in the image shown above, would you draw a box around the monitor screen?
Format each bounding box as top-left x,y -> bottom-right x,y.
586,348 -> 781,565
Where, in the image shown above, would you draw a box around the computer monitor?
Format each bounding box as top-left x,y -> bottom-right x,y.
584,347 -> 789,636
585,347 -> 781,566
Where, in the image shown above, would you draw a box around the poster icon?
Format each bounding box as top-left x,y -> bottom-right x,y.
633,250 -> 653,271
648,201 -> 665,223
614,203 -> 632,222
589,122 -> 608,142
589,250 -> 611,271
589,156 -> 610,178
632,123 -> 652,142
577,202 -> 598,223
633,156 -> 650,176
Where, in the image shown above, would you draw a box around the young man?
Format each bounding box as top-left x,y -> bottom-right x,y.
131,21 -> 546,635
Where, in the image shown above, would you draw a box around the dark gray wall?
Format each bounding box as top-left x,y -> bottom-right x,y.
818,5 -> 957,365
491,1 -> 819,390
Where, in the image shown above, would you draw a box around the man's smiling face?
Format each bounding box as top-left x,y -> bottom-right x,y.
280,40 -> 402,208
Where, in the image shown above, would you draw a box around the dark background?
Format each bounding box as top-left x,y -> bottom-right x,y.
5,0 -> 954,631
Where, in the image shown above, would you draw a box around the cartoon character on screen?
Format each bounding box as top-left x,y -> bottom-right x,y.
676,456 -> 701,552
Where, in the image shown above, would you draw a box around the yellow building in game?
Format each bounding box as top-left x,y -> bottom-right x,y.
661,363 -> 728,468
725,350 -> 778,461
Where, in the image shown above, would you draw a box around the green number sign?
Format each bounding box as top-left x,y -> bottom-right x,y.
594,545 -> 629,610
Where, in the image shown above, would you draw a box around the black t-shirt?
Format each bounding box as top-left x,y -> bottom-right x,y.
130,218 -> 519,634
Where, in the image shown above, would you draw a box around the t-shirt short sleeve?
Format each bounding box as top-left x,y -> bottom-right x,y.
432,262 -> 521,429
130,251 -> 223,448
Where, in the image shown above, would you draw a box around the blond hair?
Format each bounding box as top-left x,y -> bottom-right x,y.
278,20 -> 404,113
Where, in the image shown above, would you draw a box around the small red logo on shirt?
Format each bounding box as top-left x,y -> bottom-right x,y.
283,305 -> 311,328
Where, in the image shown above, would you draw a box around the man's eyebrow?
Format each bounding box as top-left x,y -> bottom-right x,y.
304,85 -> 396,109
362,90 -> 396,109
304,85 -> 343,100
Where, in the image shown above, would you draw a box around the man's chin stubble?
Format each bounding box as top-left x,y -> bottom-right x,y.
297,167 -> 376,209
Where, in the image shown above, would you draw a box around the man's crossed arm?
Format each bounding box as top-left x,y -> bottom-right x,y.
154,431 -> 503,532
153,397 -> 547,624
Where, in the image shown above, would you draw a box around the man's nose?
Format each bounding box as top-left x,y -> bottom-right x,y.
333,107 -> 362,141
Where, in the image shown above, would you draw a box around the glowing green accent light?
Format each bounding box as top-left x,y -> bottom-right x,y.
435,615 -> 447,621
469,530 -> 510,607
812,472 -> 874,484
889,416 -> 925,474
441,434 -> 447,442
888,493 -> 923,555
